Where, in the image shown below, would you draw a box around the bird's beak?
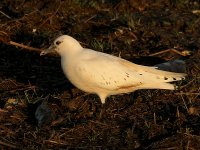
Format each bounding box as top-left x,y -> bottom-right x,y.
40,44 -> 56,56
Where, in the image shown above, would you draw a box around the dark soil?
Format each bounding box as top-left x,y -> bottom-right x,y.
0,0 -> 200,149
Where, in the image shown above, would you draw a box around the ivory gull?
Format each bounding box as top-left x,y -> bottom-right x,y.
40,35 -> 186,104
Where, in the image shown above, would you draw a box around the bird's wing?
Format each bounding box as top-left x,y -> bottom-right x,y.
118,58 -> 186,81
74,50 -> 186,92
74,51 -> 142,91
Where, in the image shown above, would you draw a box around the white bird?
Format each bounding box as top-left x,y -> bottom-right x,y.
40,35 -> 186,104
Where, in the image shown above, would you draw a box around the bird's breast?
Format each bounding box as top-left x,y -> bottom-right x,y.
61,58 -> 94,93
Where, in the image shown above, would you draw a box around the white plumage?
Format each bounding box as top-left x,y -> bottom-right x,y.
40,35 -> 186,104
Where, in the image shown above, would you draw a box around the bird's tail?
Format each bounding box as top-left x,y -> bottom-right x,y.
135,65 -> 186,90
138,82 -> 177,90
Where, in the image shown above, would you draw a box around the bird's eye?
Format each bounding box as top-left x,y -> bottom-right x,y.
55,41 -> 62,45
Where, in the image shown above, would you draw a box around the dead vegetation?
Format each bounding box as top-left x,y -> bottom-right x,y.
0,0 -> 200,149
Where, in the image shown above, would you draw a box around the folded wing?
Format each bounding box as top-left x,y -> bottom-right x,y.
75,50 -> 186,93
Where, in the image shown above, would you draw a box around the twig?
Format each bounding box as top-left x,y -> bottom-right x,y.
179,79 -> 195,89
153,112 -> 156,124
89,120 -> 111,127
149,49 -> 190,57
175,93 -> 200,95
84,15 -> 97,23
44,140 -> 69,145
7,41 -> 59,56
9,41 -> 42,53
192,10 -> 200,14
0,140 -> 19,149
180,94 -> 189,113
0,11 -> 12,19
38,2 -> 61,28
0,31 -> 9,36
2,85 -> 37,95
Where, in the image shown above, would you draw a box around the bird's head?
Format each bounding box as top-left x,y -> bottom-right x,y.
40,35 -> 83,57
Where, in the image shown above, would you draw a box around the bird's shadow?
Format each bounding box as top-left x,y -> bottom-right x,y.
0,44 -> 73,95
